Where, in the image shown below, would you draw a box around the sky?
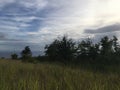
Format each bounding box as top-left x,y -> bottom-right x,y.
0,0 -> 120,57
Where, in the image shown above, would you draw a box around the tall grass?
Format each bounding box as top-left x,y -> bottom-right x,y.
0,59 -> 120,90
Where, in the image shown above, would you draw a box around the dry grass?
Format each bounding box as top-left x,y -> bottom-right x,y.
0,59 -> 120,90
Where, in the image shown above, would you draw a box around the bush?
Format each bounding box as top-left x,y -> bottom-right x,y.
11,53 -> 18,60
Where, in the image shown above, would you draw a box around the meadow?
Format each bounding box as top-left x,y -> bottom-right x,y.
0,59 -> 120,90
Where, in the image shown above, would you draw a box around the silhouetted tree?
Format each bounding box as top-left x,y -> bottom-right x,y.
112,36 -> 120,54
45,36 -> 77,63
113,36 -> 118,52
77,38 -> 95,59
100,36 -> 113,55
44,35 -> 120,65
45,39 -> 59,61
11,53 -> 18,60
89,43 -> 100,60
21,46 -> 32,61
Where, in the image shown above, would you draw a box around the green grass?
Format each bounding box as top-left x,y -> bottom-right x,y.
0,59 -> 120,90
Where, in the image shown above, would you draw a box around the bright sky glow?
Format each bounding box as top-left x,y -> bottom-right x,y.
0,0 -> 120,57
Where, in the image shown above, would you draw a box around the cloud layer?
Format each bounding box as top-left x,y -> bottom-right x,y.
0,0 -> 120,57
85,23 -> 120,34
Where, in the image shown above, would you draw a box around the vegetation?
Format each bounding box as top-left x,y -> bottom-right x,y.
11,53 -> 18,60
8,35 -> 120,66
1,35 -> 120,89
0,59 -> 120,90
45,36 -> 77,63
44,35 -> 120,65
21,46 -> 32,62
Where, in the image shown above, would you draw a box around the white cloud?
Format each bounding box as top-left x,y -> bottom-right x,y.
18,0 -> 48,10
1,0 -> 120,54
12,16 -> 40,22
37,0 -> 120,38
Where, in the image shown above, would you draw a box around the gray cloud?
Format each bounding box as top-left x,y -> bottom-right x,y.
0,32 -> 24,42
0,32 -> 5,39
1,0 -> 120,57
85,23 -> 120,34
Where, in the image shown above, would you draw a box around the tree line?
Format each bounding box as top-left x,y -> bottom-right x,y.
11,35 -> 120,65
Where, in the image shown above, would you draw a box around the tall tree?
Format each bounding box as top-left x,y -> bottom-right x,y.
112,36 -> 120,56
89,43 -> 100,60
77,38 -> 94,59
113,36 -> 119,52
21,46 -> 32,60
45,36 -> 77,62
100,36 -> 113,55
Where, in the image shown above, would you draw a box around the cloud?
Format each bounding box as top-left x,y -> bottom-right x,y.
19,0 -> 48,10
0,32 -> 5,39
1,0 -> 120,57
84,23 -> 120,34
0,0 -> 48,10
0,0 -> 14,8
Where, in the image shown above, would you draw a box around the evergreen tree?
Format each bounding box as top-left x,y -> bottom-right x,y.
45,36 -> 77,63
21,46 -> 32,60
77,38 -> 93,59
100,36 -> 113,55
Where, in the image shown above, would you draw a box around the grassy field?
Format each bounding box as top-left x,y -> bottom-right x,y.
0,59 -> 120,90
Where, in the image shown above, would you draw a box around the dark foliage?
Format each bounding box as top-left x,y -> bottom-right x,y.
21,46 -> 32,62
11,53 -> 18,60
44,35 -> 120,65
77,38 -> 100,61
45,36 -> 77,63
8,35 -> 120,66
